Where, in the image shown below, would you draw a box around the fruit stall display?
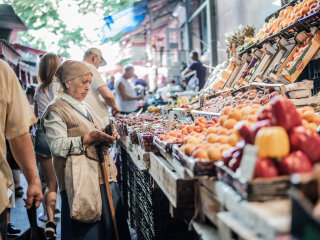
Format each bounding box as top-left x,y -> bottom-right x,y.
114,112 -> 193,152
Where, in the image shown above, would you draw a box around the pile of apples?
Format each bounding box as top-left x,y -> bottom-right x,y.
173,104 -> 264,162
222,95 -> 320,178
201,89 -> 280,113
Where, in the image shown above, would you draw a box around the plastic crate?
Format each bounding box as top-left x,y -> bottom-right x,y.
299,8 -> 320,30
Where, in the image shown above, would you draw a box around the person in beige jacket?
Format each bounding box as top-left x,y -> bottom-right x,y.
41,60 -> 130,240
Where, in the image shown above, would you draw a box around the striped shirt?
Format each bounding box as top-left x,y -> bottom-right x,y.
0,60 -> 36,213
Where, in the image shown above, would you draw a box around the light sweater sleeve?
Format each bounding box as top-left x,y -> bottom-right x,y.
43,110 -> 83,158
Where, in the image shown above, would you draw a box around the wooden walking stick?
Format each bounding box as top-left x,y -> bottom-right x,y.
96,145 -> 120,240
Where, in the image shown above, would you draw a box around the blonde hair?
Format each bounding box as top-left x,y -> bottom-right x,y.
38,53 -> 61,92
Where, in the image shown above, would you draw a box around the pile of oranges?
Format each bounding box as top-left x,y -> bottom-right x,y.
160,104 -> 262,162
298,106 -> 320,132
255,0 -> 319,42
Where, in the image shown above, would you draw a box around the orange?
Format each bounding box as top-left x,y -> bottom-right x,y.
207,146 -> 222,161
307,123 -> 317,133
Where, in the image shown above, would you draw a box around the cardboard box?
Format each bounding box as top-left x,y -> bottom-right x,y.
281,30 -> 320,83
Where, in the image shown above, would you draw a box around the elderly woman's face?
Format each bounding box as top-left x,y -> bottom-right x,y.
65,73 -> 92,101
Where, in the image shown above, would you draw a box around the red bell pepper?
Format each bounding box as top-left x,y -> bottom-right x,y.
271,96 -> 302,131
257,106 -> 272,121
289,126 -> 320,164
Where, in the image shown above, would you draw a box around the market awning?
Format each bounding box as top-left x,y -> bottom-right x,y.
0,39 -> 20,65
0,4 -> 28,31
101,1 -> 148,42
120,0 -> 180,42
13,43 -> 46,56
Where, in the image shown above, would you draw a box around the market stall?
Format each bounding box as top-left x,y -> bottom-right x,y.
113,0 -> 320,239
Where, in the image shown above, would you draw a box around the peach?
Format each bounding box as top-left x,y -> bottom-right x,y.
227,134 -> 239,146
187,137 -> 201,145
186,125 -> 194,133
212,117 -> 219,123
307,122 -> 317,133
199,117 -> 207,125
217,128 -> 228,135
302,119 -> 309,127
194,126 -> 202,133
301,106 -> 315,113
303,111 -> 316,122
219,144 -> 232,152
223,119 -> 237,130
192,148 -> 209,160
222,107 -> 234,115
206,127 -> 216,135
207,133 -> 218,143
182,128 -> 189,135
313,115 -> 320,125
184,144 -> 197,156
179,124 -> 186,130
207,146 -> 222,161
219,115 -> 228,126
240,107 -> 251,117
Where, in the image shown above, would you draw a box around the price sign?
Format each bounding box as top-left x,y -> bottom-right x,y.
237,144 -> 258,181
165,111 -> 175,138
136,108 -> 143,116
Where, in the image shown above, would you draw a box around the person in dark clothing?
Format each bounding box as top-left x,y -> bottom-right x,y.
182,50 -> 207,90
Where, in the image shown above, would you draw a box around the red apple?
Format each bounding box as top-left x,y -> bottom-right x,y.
279,151 -> 313,175
254,157 -> 279,178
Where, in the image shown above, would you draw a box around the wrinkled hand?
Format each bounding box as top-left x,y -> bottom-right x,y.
83,130 -> 115,146
24,180 -> 42,209
112,128 -> 120,140
112,106 -> 121,116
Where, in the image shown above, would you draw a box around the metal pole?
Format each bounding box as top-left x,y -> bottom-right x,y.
185,0 -> 192,61
206,0 -> 218,67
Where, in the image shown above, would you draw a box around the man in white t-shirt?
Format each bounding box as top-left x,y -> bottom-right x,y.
114,65 -> 144,114
83,48 -> 120,126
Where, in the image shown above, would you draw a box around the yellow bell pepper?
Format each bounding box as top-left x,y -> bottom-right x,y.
255,126 -> 290,158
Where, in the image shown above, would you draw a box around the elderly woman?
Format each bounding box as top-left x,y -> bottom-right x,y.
41,61 -> 130,240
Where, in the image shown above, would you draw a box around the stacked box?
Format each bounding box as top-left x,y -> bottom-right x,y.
120,147 -> 197,240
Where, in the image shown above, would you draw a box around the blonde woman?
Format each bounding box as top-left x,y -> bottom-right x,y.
34,53 -> 61,238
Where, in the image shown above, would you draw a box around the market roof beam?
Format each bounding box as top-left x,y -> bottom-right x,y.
188,0 -> 207,23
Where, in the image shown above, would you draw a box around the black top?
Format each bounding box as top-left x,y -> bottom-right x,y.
189,60 -> 206,90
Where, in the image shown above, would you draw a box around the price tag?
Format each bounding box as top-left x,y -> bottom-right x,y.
165,111 -> 175,138
237,144 -> 258,181
198,96 -> 205,108
136,108 -> 143,116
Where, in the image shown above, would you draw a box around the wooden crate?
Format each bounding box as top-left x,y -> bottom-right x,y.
199,183 -> 221,225
149,153 -> 195,208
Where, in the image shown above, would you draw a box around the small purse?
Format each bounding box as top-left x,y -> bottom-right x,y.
64,154 -> 102,223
